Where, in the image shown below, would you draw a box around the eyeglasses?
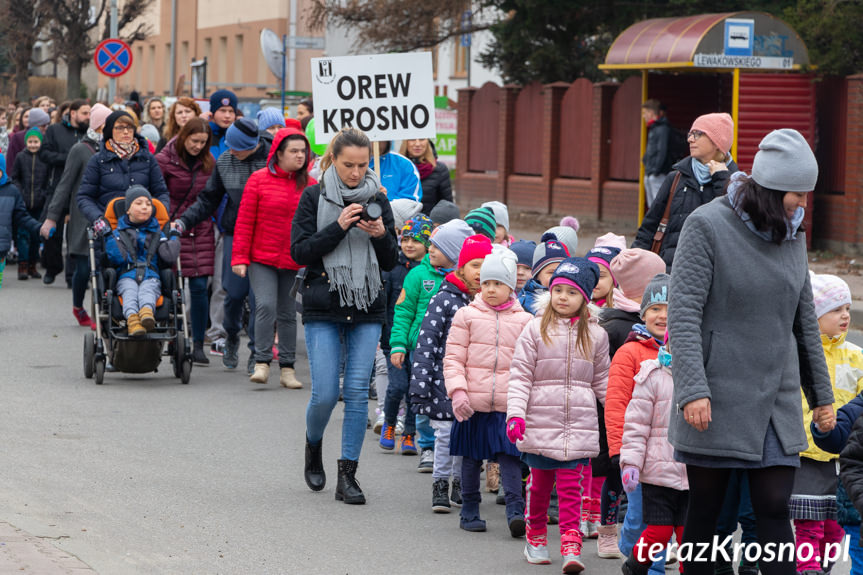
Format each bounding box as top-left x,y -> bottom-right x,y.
687,130 -> 705,141
114,125 -> 135,134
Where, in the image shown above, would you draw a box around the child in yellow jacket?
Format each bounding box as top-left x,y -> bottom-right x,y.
791,272 -> 863,573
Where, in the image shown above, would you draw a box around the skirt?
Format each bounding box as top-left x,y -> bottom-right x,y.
642,483 -> 689,526
450,411 -> 520,461
789,457 -> 839,521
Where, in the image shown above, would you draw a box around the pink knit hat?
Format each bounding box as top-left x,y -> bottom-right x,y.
810,271 -> 851,319
610,248 -> 666,301
89,103 -> 113,132
691,113 -> 734,154
594,233 -> 627,252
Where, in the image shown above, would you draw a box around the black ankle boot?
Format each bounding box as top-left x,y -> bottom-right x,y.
335,459 -> 365,504
622,554 -> 651,575
192,341 -> 209,365
304,437 -> 325,491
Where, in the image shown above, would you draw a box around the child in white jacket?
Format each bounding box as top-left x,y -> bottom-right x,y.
620,341 -> 688,575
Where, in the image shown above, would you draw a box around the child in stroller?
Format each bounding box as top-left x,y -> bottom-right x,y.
104,185 -> 180,336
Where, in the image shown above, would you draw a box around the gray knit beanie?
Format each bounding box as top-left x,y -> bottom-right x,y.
390,199 -> 423,229
480,246 -> 518,290
429,200 -> 460,225
751,129 -> 818,193
481,201 -> 509,233
640,273 -> 670,318
543,224 -> 578,257
429,219 -> 474,265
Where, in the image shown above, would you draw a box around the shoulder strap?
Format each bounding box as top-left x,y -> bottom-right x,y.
651,171 -> 682,255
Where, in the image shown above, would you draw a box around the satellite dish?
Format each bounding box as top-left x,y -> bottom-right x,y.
260,28 -> 284,80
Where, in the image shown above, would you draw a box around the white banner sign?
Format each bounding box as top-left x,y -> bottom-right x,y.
694,53 -> 793,70
312,52 -> 436,145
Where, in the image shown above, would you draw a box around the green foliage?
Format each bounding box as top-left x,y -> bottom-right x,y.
783,0 -> 863,75
478,0 -> 861,84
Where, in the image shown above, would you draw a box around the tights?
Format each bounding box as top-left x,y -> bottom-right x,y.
683,465 -> 796,575
602,471 -> 623,525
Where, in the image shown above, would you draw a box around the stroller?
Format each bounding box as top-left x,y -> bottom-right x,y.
83,196 -> 193,385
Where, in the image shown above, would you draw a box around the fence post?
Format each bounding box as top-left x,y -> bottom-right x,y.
456,87 -> 477,194
540,82 -> 570,214
592,82 -> 618,221
497,84 -> 519,202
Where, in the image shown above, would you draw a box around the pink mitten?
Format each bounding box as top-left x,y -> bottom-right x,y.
506,418 -> 525,443
451,390 -> 474,422
621,467 -> 640,493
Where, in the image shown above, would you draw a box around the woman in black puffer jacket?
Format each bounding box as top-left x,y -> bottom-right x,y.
632,113 -> 737,272
291,127 -> 398,505
400,138 -> 452,215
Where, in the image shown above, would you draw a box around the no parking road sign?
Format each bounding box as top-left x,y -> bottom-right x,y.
94,38 -> 133,78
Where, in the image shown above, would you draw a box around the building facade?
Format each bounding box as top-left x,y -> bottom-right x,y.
97,0 -> 325,101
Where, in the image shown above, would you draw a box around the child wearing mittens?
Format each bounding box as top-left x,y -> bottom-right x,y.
410,234 -> 493,513
444,246 -> 532,535
507,257 -> 610,572
619,338 -> 687,575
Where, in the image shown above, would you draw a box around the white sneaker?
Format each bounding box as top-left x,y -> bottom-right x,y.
580,518 -> 589,537
250,363 -> 270,384
587,520 -> 600,538
523,539 -> 551,565
279,366 -> 302,389
395,414 -> 405,436
373,413 -> 385,434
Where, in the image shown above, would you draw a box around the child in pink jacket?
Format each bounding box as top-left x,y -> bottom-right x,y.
444,246 -> 532,536
620,342 -> 688,575
507,257 -> 611,572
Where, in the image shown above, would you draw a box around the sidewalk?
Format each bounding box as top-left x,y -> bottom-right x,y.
0,521 -> 95,574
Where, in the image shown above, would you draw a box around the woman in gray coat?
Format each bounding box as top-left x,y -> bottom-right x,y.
665,129 -> 836,575
41,103 -> 112,328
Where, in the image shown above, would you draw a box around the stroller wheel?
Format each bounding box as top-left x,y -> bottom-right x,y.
180,359 -> 192,385
84,333 -> 95,379
94,359 -> 106,385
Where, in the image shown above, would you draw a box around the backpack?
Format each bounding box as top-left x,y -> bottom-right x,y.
667,126 -> 689,165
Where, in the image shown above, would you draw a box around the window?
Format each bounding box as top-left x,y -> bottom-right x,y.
234,35 -> 244,84
180,41 -> 189,69
165,43 -> 172,92
135,46 -> 143,88
148,45 -> 156,92
452,39 -> 468,78
218,36 -> 227,82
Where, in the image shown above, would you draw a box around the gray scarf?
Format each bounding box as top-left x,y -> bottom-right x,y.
317,166 -> 383,311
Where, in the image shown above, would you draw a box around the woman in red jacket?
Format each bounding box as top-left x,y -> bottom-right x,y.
156,117 -> 216,365
231,127 -> 314,388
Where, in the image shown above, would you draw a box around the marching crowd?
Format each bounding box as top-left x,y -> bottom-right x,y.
2,88 -> 863,575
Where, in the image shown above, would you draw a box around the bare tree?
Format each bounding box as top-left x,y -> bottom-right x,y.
41,0 -> 153,99
306,0 -> 499,53
0,0 -> 52,101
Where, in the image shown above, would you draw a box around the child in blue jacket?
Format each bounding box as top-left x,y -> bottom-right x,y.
0,153 -> 41,289
104,186 -> 180,336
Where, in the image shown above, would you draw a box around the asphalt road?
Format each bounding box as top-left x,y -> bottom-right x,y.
0,276 -> 855,574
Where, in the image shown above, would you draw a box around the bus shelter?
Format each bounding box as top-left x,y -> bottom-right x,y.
599,12 -> 814,223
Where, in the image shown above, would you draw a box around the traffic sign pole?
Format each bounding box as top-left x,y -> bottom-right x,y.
109,0 -> 118,104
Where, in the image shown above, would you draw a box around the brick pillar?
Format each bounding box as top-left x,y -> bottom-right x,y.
496,85 -> 519,202
591,82 -> 618,221
456,87 -> 477,191
846,75 -> 863,250
540,82 -> 570,214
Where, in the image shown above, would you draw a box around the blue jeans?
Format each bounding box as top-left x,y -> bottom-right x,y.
187,275 -> 210,343
16,222 -> 40,263
221,235 -> 255,351
415,415 -> 436,450
71,254 -> 89,308
845,524 -> 863,575
619,482 -> 666,573
305,321 -> 380,461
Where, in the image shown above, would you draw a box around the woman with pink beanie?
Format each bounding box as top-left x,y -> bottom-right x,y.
633,113 -> 738,272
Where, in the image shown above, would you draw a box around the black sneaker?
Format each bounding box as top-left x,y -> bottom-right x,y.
432,478 -> 450,513
450,477 -> 462,507
192,342 -> 210,365
223,334 -> 240,369
43,272 -> 55,285
417,448 -> 434,473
